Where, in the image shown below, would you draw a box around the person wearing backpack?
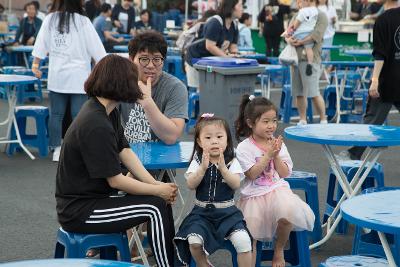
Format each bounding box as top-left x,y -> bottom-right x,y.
184,0 -> 243,89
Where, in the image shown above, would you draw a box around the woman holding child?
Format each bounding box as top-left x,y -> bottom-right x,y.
285,0 -> 328,125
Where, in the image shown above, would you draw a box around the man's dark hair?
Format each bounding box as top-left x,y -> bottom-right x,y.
128,30 -> 167,59
25,2 -> 37,11
32,1 -> 40,10
84,55 -> 143,103
140,9 -> 152,21
218,0 -> 239,19
100,3 -> 112,13
239,12 -> 251,23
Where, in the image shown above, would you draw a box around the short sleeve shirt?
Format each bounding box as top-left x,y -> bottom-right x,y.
186,16 -> 239,65
55,97 -> 130,226
93,15 -> 113,43
119,71 -> 188,143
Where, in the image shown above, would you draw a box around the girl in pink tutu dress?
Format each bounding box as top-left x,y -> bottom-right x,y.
234,95 -> 315,267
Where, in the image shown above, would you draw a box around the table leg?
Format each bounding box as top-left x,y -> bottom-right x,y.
377,231 -> 397,267
311,145 -> 383,249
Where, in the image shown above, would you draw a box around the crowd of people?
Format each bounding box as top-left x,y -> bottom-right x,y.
1,0 -> 399,266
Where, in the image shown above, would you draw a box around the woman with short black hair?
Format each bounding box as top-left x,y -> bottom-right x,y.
56,54 -> 177,267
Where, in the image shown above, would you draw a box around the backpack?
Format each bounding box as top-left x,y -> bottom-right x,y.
177,15 -> 238,52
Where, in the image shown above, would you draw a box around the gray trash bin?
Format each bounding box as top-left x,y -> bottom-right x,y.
194,58 -> 264,137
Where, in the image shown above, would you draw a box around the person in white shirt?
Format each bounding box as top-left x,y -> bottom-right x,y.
317,0 -> 337,61
31,0 -> 107,162
283,0 -> 319,76
238,12 -> 253,49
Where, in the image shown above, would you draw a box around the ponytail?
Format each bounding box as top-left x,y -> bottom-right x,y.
235,94 -> 252,141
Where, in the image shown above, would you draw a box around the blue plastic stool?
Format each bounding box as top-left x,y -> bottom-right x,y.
286,171 -> 322,242
352,187 -> 400,261
185,91 -> 199,133
54,228 -> 131,262
318,255 -> 388,266
323,85 -> 353,121
279,85 -> 313,123
189,240 -> 238,267
164,55 -> 186,82
7,106 -> 49,157
13,69 -> 43,103
256,231 -> 311,267
323,160 -> 384,234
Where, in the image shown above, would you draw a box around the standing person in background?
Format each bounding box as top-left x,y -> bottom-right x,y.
317,0 -> 337,61
25,1 -> 46,21
31,0 -> 107,162
93,3 -> 125,52
112,0 -> 136,36
238,12 -> 253,49
84,0 -> 101,21
258,0 -> 291,57
185,0 -> 243,89
14,2 -> 42,46
285,0 -> 328,125
338,0 -> 400,161
133,9 -> 153,36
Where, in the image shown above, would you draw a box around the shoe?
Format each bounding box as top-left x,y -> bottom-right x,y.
306,64 -> 313,76
335,150 -> 351,161
297,120 -> 307,126
86,248 -> 100,258
52,146 -> 61,162
320,119 -> 328,124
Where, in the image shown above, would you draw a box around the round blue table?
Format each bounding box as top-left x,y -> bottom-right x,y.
0,259 -> 143,266
343,49 -> 372,58
130,141 -> 194,227
341,190 -> 400,266
9,45 -> 34,68
284,124 -> 400,250
0,74 -> 39,159
113,45 -> 128,52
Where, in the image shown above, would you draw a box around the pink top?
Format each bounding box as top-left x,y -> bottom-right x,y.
236,137 -> 293,199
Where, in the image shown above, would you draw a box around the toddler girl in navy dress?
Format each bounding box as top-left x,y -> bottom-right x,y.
174,114 -> 252,267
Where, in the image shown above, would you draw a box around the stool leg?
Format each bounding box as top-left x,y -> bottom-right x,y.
306,183 -> 322,242
54,242 -> 65,258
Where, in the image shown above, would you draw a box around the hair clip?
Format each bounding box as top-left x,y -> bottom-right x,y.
249,95 -> 255,101
201,113 -> 214,118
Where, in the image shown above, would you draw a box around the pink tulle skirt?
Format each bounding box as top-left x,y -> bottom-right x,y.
237,186 -> 315,241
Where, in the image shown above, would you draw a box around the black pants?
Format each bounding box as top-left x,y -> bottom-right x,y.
64,194 -> 175,267
348,97 -> 400,159
264,35 -> 281,57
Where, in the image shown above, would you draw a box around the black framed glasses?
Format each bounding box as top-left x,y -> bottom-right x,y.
138,57 -> 164,67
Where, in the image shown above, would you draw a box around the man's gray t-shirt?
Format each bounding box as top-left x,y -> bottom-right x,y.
120,71 -> 188,143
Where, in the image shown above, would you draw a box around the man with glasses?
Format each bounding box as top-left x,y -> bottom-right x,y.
120,30 -> 188,145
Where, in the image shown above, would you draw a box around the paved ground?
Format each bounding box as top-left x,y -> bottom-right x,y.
1,89 -> 399,266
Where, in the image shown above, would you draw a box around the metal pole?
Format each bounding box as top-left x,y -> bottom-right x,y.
185,0 -> 189,26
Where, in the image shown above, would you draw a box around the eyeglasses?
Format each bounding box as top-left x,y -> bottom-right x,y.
138,57 -> 164,67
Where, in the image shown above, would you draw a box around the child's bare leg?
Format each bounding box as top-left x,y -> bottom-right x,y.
229,230 -> 253,267
305,47 -> 314,65
251,240 -> 258,267
189,244 -> 208,267
272,219 -> 293,267
237,251 -> 253,267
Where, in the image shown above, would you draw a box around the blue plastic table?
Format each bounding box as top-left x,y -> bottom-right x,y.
113,45 -> 128,52
259,64 -> 288,98
285,124 -> 400,250
341,190 -> 400,266
0,259 -> 143,266
9,45 -> 34,68
321,61 -> 373,122
343,49 -> 372,58
130,141 -> 193,227
0,74 -> 39,159
112,33 -> 132,40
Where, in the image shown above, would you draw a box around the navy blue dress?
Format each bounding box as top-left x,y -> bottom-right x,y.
174,158 -> 250,265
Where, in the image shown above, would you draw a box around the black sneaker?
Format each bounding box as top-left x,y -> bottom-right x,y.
306,64 -> 313,76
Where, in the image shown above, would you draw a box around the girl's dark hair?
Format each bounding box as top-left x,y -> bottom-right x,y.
235,95 -> 278,141
50,0 -> 84,34
218,0 -> 239,19
140,9 -> 152,21
128,30 -> 168,59
239,12 -> 251,23
84,55 -> 143,103
191,116 -> 235,163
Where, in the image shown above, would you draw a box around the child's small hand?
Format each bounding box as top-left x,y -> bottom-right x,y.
200,148 -> 210,172
265,136 -> 283,159
217,148 -> 228,173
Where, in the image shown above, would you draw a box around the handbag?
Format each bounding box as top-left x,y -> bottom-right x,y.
278,44 -> 298,65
